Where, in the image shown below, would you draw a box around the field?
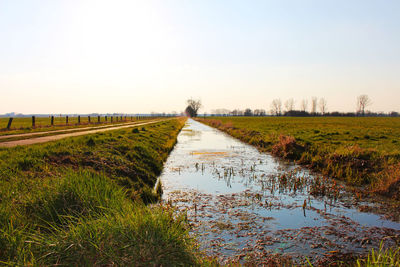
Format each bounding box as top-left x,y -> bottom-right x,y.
0,116 -> 151,136
197,117 -> 400,199
1,115 -> 400,266
0,117 -> 213,265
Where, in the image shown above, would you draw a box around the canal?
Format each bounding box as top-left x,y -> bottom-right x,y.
160,119 -> 400,264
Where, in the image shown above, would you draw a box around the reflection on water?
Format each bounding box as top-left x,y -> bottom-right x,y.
160,119 -> 400,263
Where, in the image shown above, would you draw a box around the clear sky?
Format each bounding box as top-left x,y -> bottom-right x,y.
1,0 -> 399,114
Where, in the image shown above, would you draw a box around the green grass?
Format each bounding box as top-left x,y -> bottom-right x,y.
0,117 -> 206,265
0,119 -> 183,202
356,243 -> 400,267
0,118 -> 166,144
0,116 -> 154,136
0,171 -> 198,266
197,117 -> 400,198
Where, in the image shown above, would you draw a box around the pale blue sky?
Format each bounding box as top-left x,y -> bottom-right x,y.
1,0 -> 399,114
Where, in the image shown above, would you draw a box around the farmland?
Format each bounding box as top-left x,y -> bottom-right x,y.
0,117 -> 212,265
0,119 -> 171,147
197,117 -> 400,199
0,115 -> 152,136
1,114 -> 400,266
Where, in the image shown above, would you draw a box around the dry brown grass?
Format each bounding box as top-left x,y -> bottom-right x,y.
373,163 -> 400,200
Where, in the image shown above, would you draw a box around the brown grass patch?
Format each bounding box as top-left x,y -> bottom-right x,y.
372,163 -> 400,200
271,134 -> 305,160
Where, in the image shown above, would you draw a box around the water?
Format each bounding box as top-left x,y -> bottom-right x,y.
160,119 -> 400,263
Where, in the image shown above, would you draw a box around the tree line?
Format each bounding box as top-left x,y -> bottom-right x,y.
207,95 -> 399,117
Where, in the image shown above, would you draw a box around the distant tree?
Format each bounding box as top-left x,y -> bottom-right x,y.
185,106 -> 195,117
300,99 -> 308,112
357,94 -> 372,116
270,99 -> 282,116
284,110 -> 310,117
214,108 -> 230,115
284,98 -> 295,112
259,109 -> 266,116
319,98 -> 327,115
244,108 -> 253,116
253,109 -> 266,116
185,98 -> 202,117
311,97 -> 318,115
231,109 -> 240,116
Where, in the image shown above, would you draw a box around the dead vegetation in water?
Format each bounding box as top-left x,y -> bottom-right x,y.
160,120 -> 400,266
197,117 -> 400,201
163,186 -> 400,266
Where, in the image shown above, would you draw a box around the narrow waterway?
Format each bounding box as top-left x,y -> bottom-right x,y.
160,119 -> 400,264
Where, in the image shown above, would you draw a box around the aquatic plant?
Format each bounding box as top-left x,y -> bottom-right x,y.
197,117 -> 400,199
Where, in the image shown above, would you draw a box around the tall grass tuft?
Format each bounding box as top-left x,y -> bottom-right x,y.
356,243 -> 400,266
1,170 -> 199,266
25,170 -> 128,228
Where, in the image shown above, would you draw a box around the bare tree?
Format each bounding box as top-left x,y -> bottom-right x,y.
185,98 -> 202,117
311,97 -> 318,115
357,94 -> 372,115
319,98 -> 327,115
212,108 -> 230,115
270,99 -> 282,116
300,99 -> 308,112
253,109 -> 266,116
284,98 -> 295,112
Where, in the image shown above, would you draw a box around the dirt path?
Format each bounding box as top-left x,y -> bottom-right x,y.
0,121 -> 143,140
0,119 -> 170,148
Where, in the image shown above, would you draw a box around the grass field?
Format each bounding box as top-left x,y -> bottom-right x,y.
197,117 -> 400,199
0,116 -> 154,136
0,117 -> 212,265
2,115 -> 398,266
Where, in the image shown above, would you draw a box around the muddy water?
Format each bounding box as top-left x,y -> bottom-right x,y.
160,119 -> 400,264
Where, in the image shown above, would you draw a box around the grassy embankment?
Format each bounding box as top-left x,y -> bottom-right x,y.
197,117 -> 400,199
0,117 -> 208,266
0,116 -> 155,136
